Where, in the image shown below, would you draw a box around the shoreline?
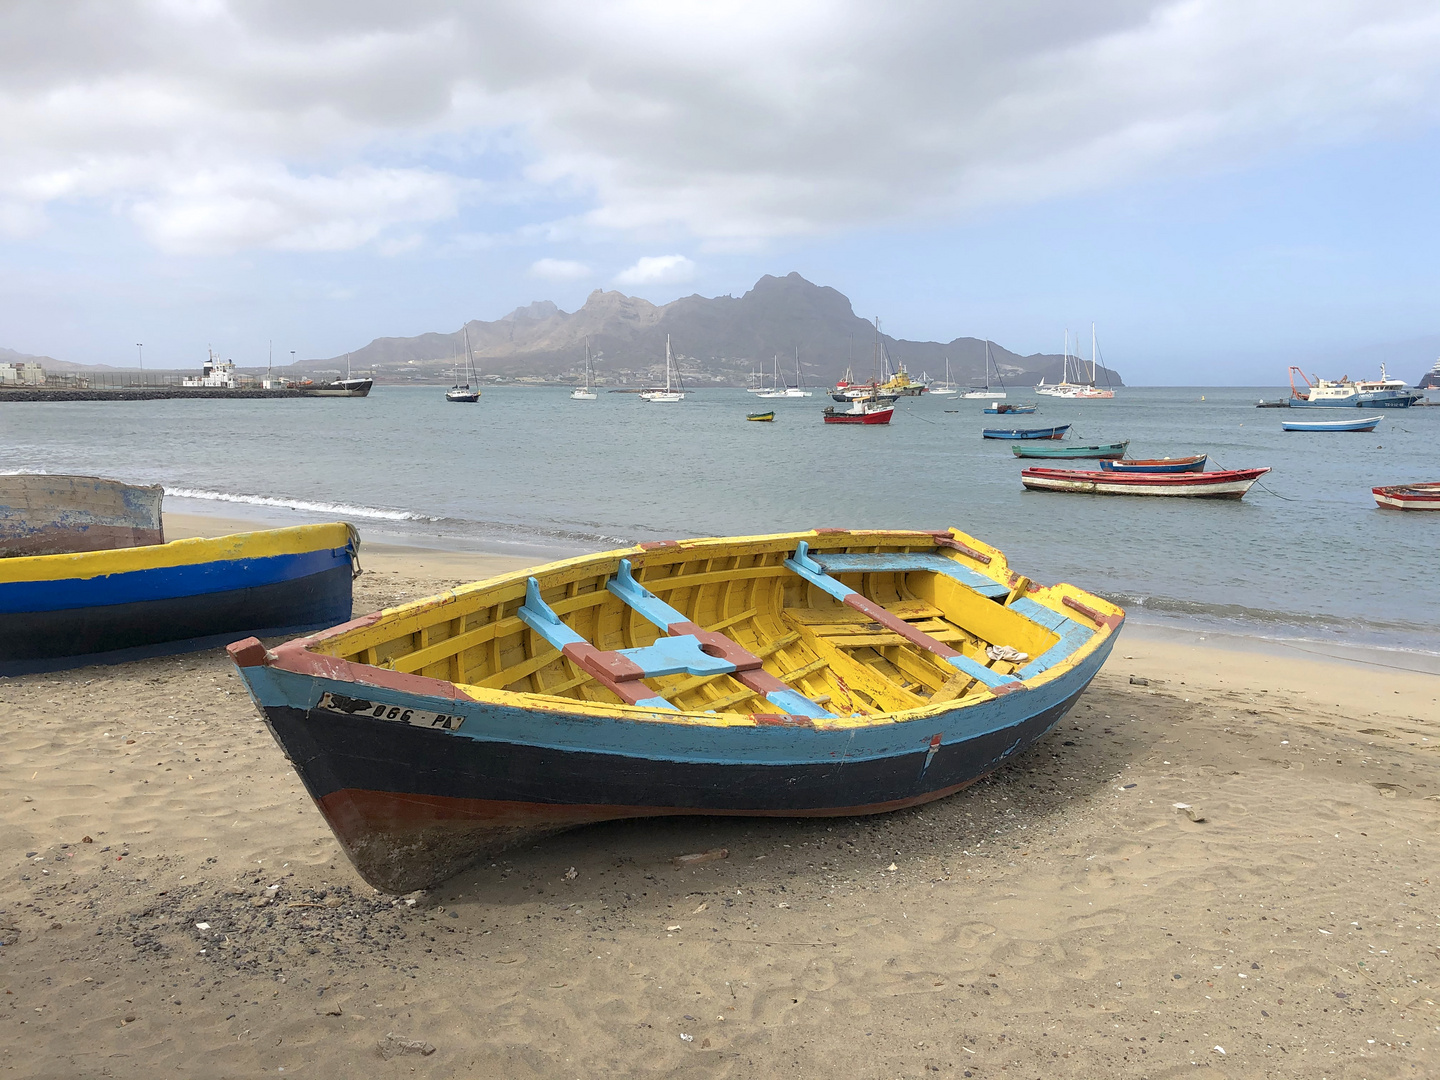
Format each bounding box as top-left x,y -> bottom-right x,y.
166,509 -> 1440,675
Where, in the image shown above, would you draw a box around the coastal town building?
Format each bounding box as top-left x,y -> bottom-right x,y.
0,361 -> 45,384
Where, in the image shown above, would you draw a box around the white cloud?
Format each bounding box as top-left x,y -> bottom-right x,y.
529,257 -> 591,280
129,166 -> 460,254
1,2 -> 1438,251
614,254 -> 696,285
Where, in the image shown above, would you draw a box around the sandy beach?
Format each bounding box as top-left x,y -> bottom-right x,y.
3,515 -> 1438,1079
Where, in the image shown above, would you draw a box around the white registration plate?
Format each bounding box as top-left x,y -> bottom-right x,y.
316,691 -> 465,731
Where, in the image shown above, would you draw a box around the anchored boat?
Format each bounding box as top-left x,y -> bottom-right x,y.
1098,455 -> 1207,473
227,527 -> 1124,893
1287,365 -> 1421,408
446,329 -> 482,403
1372,482 -> 1440,511
984,424 -> 1070,440
1021,466 -> 1269,499
1281,415 -> 1382,433
2,523 -> 359,676
1011,441 -> 1128,460
823,398 -> 894,424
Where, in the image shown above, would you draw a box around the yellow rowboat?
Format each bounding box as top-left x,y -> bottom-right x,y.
228,527 -> 1124,893
746,410 -> 775,421
2,523 -> 359,675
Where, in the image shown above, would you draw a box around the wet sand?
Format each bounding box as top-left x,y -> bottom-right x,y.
2,520 -> 1438,1078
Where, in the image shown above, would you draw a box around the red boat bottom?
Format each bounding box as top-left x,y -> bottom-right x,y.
316,781 -> 985,893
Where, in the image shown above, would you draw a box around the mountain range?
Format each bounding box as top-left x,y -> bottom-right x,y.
312,273 -> 1122,388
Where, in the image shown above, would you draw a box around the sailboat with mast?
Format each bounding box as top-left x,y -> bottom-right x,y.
571,337 -> 597,401
757,348 -> 813,398
639,336 -> 686,402
962,341 -> 1007,399
929,356 -> 958,396
446,328 -> 481,402
1037,326 -> 1114,399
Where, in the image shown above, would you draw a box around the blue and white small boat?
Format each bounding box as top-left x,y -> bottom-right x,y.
982,424 -> 1070,440
1281,415 -> 1383,433
1098,455 -> 1207,473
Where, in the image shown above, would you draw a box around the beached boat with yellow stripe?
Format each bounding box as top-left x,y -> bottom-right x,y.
228,527 -> 1124,893
1,523 -> 359,675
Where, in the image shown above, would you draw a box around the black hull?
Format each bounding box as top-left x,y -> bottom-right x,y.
259,686 -> 1085,893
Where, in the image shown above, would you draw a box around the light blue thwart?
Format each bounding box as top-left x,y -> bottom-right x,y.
521,559 -> 830,717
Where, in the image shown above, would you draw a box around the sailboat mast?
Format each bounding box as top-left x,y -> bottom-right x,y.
873,318 -> 881,382
1091,322 -> 1097,385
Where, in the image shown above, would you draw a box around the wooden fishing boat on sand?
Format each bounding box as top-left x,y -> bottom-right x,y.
1011,441 -> 1127,460
1,523 -> 359,675
1021,466 -> 1269,499
227,527 -> 1124,893
1098,454 -> 1207,473
1372,482 -> 1440,510
983,424 -> 1070,440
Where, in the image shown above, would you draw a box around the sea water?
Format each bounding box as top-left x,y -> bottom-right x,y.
5,385 -> 1438,657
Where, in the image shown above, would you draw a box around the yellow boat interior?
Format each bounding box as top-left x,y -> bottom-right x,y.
306,528 -> 1121,722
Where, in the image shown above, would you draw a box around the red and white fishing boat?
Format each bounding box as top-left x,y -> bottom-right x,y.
1372,482 -> 1440,511
1021,466 -> 1270,499
823,397 -> 894,425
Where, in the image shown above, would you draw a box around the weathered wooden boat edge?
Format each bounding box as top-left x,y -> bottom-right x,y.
228,527 -> 1125,893
0,474 -> 164,557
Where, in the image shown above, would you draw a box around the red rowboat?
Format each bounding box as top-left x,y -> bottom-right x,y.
1021,466 -> 1270,499
1372,482 -> 1440,510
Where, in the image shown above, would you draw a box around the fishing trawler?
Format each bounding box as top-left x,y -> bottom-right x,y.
1288,365 -> 1423,408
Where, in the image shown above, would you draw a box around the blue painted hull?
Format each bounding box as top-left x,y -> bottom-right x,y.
1098,456 -> 1206,473
0,540 -> 356,675
982,424 -> 1070,440
1290,393 -> 1420,408
236,626 -> 1117,892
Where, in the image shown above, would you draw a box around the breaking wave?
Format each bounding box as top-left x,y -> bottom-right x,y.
164,487 -> 436,523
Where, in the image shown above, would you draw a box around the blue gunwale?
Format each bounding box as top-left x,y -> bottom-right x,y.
240,628 -> 1115,769
0,548 -> 351,614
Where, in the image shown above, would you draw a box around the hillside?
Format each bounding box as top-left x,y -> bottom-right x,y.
307,273 -> 1123,388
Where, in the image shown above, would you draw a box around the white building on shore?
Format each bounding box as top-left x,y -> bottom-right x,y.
0,361 -> 45,384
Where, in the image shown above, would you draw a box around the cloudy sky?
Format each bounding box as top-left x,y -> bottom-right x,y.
2,0 -> 1438,382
